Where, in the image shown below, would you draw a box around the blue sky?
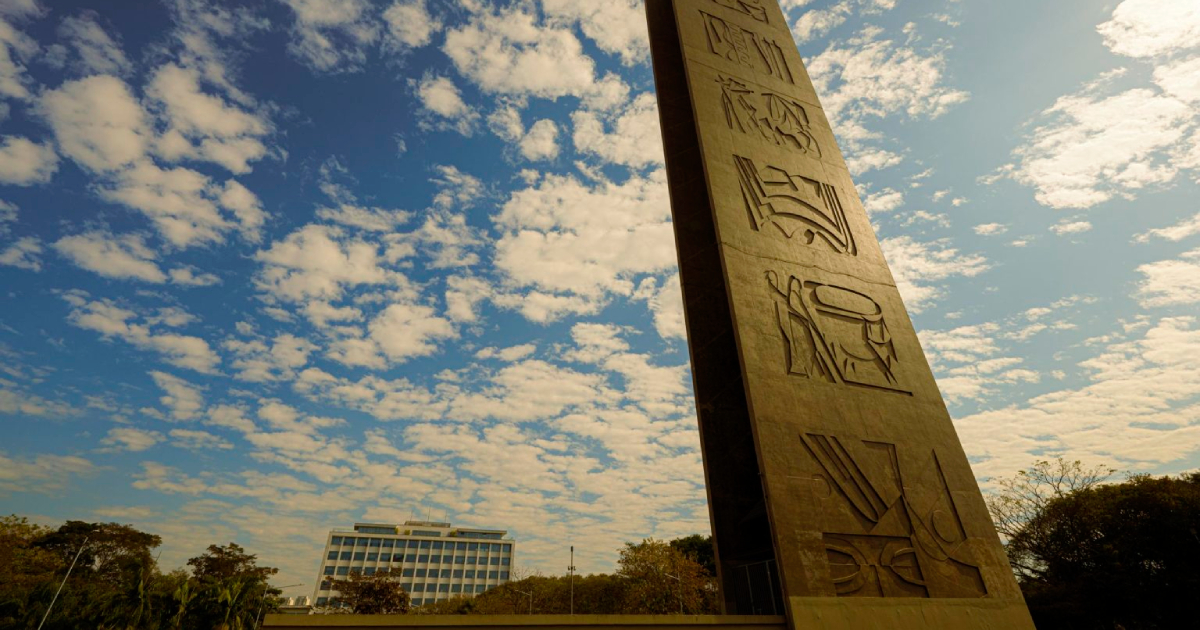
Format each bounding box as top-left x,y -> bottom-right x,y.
2,0 -> 1199,596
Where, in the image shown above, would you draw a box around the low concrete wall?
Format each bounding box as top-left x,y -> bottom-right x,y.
262,614 -> 787,630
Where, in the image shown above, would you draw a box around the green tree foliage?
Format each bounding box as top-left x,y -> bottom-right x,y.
331,569 -> 410,615
617,538 -> 718,614
668,534 -> 715,577
1004,472 -> 1200,630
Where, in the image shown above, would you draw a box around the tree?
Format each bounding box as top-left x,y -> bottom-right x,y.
985,458 -> 1115,581
668,534 -> 715,577
187,543 -> 277,584
617,538 -> 718,614
34,520 -> 162,588
1009,472 -> 1200,629
184,542 -> 279,630
0,515 -> 65,628
331,569 -> 410,615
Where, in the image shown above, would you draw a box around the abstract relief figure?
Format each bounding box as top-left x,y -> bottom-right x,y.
766,272 -> 907,393
702,12 -> 793,84
710,0 -> 770,23
719,77 -> 820,157
801,434 -> 988,598
736,155 -> 855,255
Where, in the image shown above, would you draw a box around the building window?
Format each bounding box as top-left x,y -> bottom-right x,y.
500,571 -> 509,579
324,566 -> 335,576
331,536 -> 342,546
369,538 -> 382,547
467,542 -> 479,551
490,557 -> 500,565
405,554 -> 416,562
432,541 -> 444,550
465,570 -> 475,579
321,580 -> 333,590
401,583 -> 413,592
456,542 -> 467,550
382,539 -> 394,548
408,540 -> 421,549
440,569 -> 451,578
353,552 -> 365,561
365,568 -> 376,576
317,597 -> 328,605
415,569 -> 427,578
327,551 -> 338,560
439,584 -> 450,593
367,553 -> 378,562
336,567 -> 349,576
380,553 -> 391,562
417,554 -> 429,563
420,540 -> 432,549
453,569 -> 463,578
489,571 -> 499,579
490,543 -> 501,552
402,568 -> 414,577
355,537 -> 368,546
451,584 -> 462,593
339,551 -> 351,561
475,585 -> 486,593
413,584 -> 425,593
501,558 -> 510,566
454,555 -> 465,564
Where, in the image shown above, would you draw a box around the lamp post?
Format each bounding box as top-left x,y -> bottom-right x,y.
253,583 -> 304,629
37,537 -> 88,630
665,573 -> 683,614
514,588 -> 533,615
568,546 -> 576,616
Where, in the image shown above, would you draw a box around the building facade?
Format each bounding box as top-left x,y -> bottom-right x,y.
313,521 -> 516,608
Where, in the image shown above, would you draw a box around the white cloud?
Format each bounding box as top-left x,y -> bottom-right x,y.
102,426 -> 164,452
40,75 -> 150,172
492,169 -> 675,322
1096,0 -> 1200,59
148,63 -> 272,174
1137,247 -> 1200,307
0,8 -> 39,101
414,74 -> 479,136
541,0 -> 648,65
0,136 -> 59,185
64,294 -> 220,373
442,4 -> 626,105
278,0 -> 379,73
571,92 -> 663,168
382,0 -> 439,50
519,119 -> 559,161
0,199 -> 15,231
255,224 -> 398,303
57,10 -> 132,76
53,231 -> 167,283
633,274 -> 686,341
367,302 -> 456,363
880,235 -> 989,311
973,223 -> 1008,235
168,266 -> 221,287
475,343 -> 536,362
0,452 -> 98,495
1050,220 -> 1093,235
225,333 -> 318,382
862,187 -> 903,214
791,2 -> 850,42
0,236 -> 41,271
150,370 -> 205,420
1137,211 -> 1200,242
169,428 -> 233,450
316,204 -> 410,232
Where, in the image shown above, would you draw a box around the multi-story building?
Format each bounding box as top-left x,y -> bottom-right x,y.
313,521 -> 516,608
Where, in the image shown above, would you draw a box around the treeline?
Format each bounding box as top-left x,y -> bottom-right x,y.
987,460 -> 1200,630
1,516 -> 280,630
321,536 -> 720,616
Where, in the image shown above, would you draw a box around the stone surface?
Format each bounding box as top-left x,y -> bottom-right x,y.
262,615 -> 786,630
644,0 -> 1036,626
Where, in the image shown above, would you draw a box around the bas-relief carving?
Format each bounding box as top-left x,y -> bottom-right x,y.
702,12 -> 793,84
801,434 -> 987,598
735,155 -> 854,255
766,272 -> 908,394
709,0 -> 770,23
718,76 -> 820,157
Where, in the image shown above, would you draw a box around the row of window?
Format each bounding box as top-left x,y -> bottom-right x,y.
322,567 -> 510,580
325,551 -> 511,564
323,582 -> 493,595
330,537 -> 512,552
316,595 -> 478,607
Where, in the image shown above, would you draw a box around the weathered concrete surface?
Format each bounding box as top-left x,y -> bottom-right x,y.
263,615 -> 787,630
645,0 -> 1036,627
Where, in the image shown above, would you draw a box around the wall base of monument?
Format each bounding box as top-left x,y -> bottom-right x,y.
787,597 -> 1036,629
263,614 -> 788,630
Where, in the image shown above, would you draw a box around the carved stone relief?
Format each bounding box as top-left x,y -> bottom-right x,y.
710,0 -> 770,23
719,76 -> 820,157
702,12 -> 793,83
736,155 -> 854,254
766,272 -> 908,394
801,434 -> 987,598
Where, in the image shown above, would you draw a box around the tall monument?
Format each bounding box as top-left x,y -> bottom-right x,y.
645,0 -> 1036,627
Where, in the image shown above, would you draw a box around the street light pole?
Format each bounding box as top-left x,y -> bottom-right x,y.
514,589 -> 533,615
665,573 -> 683,614
568,546 -> 575,616
37,536 -> 88,630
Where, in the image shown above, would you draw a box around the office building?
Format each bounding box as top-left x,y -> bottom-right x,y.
313,521 -> 516,607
